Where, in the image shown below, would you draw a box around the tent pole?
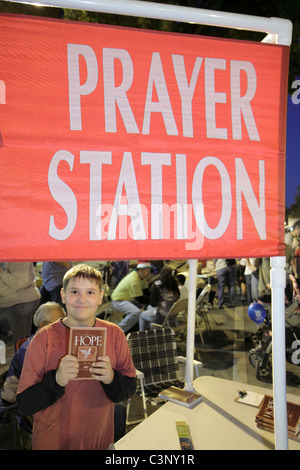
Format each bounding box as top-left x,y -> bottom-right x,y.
271,255 -> 288,450
184,259 -> 197,392
4,0 -> 292,45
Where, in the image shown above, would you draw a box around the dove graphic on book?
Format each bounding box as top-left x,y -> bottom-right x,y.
77,345 -> 97,361
79,348 -> 92,359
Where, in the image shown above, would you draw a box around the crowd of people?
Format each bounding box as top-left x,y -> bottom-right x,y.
1,231 -> 299,343
0,219 -> 299,449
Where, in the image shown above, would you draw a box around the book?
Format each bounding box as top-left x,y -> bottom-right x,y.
68,326 -> 107,379
176,421 -> 194,450
159,385 -> 203,409
255,395 -> 300,440
256,422 -> 300,442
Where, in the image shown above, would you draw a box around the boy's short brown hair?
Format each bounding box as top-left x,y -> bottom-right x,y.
62,264 -> 103,291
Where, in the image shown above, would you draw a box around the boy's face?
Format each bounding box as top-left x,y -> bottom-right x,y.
61,277 -> 103,327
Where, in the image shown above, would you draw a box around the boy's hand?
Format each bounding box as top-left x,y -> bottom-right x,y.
90,356 -> 114,384
56,355 -> 79,387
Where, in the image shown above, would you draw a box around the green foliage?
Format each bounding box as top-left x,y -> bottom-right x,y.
286,186 -> 300,219
62,0 -> 300,87
0,0 -> 62,17
1,0 -> 298,85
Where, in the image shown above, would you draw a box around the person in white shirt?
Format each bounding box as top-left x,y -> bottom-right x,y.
177,274 -> 188,299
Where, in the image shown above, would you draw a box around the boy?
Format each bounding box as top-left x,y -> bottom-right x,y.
17,264 -> 136,450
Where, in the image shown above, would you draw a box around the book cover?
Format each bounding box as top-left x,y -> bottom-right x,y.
159,386 -> 203,409
255,395 -> 300,436
256,422 -> 300,442
176,421 -> 194,450
68,327 -> 107,380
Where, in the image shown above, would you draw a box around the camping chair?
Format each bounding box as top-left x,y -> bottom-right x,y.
195,284 -> 212,342
126,328 -> 202,425
151,298 -> 189,339
152,291 -> 214,344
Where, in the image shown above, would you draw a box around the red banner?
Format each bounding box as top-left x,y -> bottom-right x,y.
0,14 -> 289,261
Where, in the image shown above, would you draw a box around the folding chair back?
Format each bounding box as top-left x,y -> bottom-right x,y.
161,298 -> 188,330
126,328 -> 184,425
127,328 -> 182,390
15,335 -> 32,352
195,284 -> 212,342
196,284 -> 211,308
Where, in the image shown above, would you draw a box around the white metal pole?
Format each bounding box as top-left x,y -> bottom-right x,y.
185,259 -> 197,392
270,256 -> 288,449
269,20 -> 291,449
3,0 -> 293,45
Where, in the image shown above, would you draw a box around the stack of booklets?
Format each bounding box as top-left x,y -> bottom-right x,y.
176,421 -> 194,450
255,395 -> 300,441
159,385 -> 203,409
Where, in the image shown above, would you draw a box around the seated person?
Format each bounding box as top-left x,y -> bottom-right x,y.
139,267 -> 180,330
177,274 -> 188,299
111,261 -> 153,333
1,302 -> 65,404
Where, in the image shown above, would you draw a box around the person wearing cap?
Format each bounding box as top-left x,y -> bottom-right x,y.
111,261 -> 153,333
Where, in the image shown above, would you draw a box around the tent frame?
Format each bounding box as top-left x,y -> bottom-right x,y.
3,0 -> 293,450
